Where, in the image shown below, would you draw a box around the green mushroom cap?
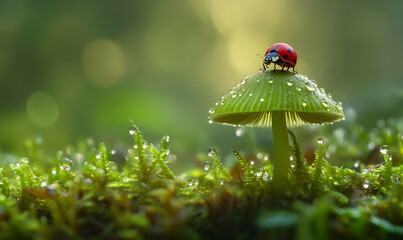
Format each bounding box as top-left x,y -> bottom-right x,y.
209,70 -> 345,127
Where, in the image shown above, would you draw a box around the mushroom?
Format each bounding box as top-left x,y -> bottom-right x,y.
208,70 -> 345,185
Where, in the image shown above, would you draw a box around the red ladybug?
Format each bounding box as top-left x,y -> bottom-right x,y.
263,43 -> 297,72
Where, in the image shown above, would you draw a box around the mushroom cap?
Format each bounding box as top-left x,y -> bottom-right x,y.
208,70 -> 345,127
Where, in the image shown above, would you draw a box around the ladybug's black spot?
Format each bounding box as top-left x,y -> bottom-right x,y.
283,54 -> 288,59
287,49 -> 291,52
294,59 -> 296,63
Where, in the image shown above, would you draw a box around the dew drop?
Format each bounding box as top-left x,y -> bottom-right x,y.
317,138 -> 324,144
336,102 -> 343,111
208,119 -> 213,124
353,160 -> 360,168
250,161 -> 255,165
249,93 -> 253,96
260,98 -> 264,102
241,79 -> 246,85
268,80 -> 274,84
129,125 -> 139,135
380,145 -> 388,154
208,109 -> 215,114
204,162 -> 210,171
60,158 -> 73,171
305,80 -> 317,91
321,101 -> 329,108
320,88 -> 325,93
232,94 -> 236,98
302,102 -> 307,107
297,88 -> 302,92
41,181 -> 47,187
287,81 -> 293,86
208,147 -> 216,157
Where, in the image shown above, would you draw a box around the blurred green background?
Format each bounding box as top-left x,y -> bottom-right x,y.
1,0 -> 402,169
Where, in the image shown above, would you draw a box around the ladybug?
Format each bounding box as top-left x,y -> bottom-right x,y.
263,43 -> 297,72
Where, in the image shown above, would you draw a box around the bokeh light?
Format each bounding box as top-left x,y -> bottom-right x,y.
82,39 -> 127,87
0,0 -> 401,167
26,92 -> 59,128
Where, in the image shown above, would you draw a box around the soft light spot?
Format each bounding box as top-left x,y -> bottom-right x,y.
227,31 -> 266,74
235,128 -> 244,137
210,0 -> 283,35
82,39 -> 126,87
26,92 -> 59,128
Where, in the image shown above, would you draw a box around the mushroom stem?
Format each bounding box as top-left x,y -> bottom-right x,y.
272,111 -> 290,186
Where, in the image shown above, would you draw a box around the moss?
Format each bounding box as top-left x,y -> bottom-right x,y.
1,120 -> 403,239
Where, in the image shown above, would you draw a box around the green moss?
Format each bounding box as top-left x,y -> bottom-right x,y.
1,118 -> 403,239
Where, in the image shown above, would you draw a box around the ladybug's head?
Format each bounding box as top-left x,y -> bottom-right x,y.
264,51 -> 279,65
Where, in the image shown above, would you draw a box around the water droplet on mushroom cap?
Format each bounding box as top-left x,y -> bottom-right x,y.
305,80 -> 317,91
208,70 -> 345,127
